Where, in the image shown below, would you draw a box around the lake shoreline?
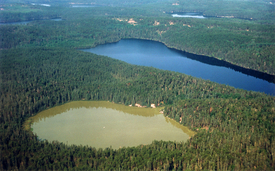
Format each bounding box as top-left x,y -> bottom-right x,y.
26,100 -> 195,149
80,37 -> 275,77
80,38 -> 275,96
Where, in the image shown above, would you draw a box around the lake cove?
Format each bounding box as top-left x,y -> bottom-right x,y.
81,39 -> 275,96
26,101 -> 195,149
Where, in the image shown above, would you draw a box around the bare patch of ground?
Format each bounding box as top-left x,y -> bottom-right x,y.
183,24 -> 192,27
128,18 -> 137,25
153,21 -> 160,26
156,30 -> 166,35
115,18 -> 138,25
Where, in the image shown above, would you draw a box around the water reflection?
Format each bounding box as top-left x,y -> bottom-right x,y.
31,101 -> 160,123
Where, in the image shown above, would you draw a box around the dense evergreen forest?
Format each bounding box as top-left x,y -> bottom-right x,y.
1,1 -> 275,75
1,48 -> 275,170
1,0 -> 275,170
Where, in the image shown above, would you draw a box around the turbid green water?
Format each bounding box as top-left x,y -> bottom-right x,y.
28,101 -> 195,149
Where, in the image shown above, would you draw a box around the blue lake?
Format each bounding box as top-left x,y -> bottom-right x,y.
81,39 -> 275,96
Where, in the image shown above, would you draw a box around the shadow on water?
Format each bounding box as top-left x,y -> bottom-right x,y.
29,101 -> 161,124
175,50 -> 275,84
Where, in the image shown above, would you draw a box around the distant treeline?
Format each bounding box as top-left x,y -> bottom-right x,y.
1,0 -> 274,22
1,13 -> 275,75
0,4 -> 60,23
0,48 -> 274,170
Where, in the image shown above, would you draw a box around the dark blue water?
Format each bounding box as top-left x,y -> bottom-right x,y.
81,39 -> 275,96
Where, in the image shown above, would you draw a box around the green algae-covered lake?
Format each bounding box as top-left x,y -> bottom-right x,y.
27,101 -> 195,149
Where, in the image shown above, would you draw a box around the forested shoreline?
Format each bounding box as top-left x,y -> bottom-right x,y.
1,0 -> 275,170
1,47 -> 275,170
1,7 -> 275,75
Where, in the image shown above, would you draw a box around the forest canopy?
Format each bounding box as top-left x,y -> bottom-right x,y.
1,47 -> 275,170
1,0 -> 275,170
